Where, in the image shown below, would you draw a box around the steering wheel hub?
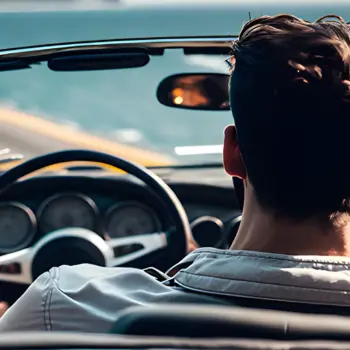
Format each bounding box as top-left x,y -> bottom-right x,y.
31,235 -> 107,280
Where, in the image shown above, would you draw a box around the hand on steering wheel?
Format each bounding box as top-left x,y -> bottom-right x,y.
0,150 -> 193,286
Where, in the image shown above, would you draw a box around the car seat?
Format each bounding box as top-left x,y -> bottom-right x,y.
110,303 -> 350,341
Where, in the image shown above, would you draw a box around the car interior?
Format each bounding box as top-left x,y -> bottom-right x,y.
0,36 -> 242,305
0,34 -> 349,350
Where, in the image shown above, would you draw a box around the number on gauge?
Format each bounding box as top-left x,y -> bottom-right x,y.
0,203 -> 36,253
38,194 -> 98,234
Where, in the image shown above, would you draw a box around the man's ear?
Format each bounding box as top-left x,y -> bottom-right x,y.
223,125 -> 246,179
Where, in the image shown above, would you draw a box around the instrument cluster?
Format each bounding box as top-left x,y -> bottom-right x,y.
0,193 -> 162,254
0,188 -> 242,254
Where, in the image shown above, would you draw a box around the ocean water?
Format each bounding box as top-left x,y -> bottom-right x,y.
0,3 -> 348,162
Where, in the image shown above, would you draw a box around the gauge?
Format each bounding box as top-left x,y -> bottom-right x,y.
105,202 -> 161,239
190,216 -> 225,248
38,193 -> 99,234
0,202 -> 36,253
105,202 -> 161,257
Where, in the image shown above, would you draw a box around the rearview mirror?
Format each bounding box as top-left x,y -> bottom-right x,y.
157,73 -> 230,111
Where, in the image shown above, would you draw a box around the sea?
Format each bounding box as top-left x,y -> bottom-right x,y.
0,1 -> 348,163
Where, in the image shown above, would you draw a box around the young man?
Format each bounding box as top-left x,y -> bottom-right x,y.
1,13 -> 350,332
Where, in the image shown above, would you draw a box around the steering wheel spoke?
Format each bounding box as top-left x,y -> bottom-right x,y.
0,248 -> 33,284
106,232 -> 168,266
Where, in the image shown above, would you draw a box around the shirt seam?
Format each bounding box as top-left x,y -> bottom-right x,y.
42,272 -> 52,331
43,268 -> 60,331
188,249 -> 350,265
174,278 -> 350,307
177,270 -> 350,294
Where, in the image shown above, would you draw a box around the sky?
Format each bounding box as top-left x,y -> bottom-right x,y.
0,0 -> 347,12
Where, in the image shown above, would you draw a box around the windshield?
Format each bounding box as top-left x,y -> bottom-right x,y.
0,50 -> 231,166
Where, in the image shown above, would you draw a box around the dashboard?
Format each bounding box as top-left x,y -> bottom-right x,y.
0,165 -> 242,304
0,195 -> 163,257
0,166 -> 241,259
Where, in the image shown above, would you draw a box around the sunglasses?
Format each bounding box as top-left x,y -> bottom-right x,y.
224,42 -> 236,70
225,56 -> 235,70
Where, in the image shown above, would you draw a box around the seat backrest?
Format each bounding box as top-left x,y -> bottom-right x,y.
190,290 -> 350,316
2,331 -> 350,350
110,303 -> 350,340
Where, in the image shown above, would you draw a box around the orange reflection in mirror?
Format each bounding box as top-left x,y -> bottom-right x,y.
174,96 -> 184,105
171,76 -> 210,107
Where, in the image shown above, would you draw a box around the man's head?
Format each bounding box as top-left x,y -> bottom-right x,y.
224,14 -> 350,224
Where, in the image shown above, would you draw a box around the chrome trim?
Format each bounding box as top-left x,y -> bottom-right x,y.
0,248 -> 33,284
37,193 -> 100,234
104,201 -> 161,239
0,36 -> 235,60
33,227 -> 113,261
0,228 -> 167,284
0,202 -> 37,254
106,232 -> 167,267
0,228 -> 114,285
190,216 -> 225,248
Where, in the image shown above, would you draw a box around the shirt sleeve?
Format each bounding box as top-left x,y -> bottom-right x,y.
0,264 -> 180,333
0,271 -> 51,331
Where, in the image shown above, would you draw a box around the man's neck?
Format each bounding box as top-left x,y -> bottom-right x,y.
230,189 -> 350,256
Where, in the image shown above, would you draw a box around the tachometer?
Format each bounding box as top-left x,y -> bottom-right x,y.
0,202 -> 36,253
38,193 -> 99,234
105,202 -> 161,239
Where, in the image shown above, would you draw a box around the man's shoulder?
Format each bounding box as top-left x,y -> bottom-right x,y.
47,264 -> 175,321
53,264 -> 158,290
0,264 -> 174,333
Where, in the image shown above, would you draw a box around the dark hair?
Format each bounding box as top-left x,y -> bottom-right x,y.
229,14 -> 350,221
202,76 -> 228,107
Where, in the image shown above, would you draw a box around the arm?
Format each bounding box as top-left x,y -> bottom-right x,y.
0,265 -> 118,332
0,264 -> 175,333
0,272 -> 51,331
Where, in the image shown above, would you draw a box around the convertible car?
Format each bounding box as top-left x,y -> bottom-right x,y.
1,3 -> 350,349
0,34 -> 240,304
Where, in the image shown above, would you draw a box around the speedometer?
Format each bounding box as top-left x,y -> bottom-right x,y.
105,202 -> 161,239
38,193 -> 99,234
0,202 -> 36,253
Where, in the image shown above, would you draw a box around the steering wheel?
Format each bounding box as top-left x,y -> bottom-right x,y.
0,150 -> 192,285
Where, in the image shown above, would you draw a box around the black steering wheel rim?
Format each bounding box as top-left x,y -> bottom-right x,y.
0,149 -> 191,268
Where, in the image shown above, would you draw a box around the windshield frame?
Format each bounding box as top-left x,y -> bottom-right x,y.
0,36 -> 235,168
0,35 -> 234,61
